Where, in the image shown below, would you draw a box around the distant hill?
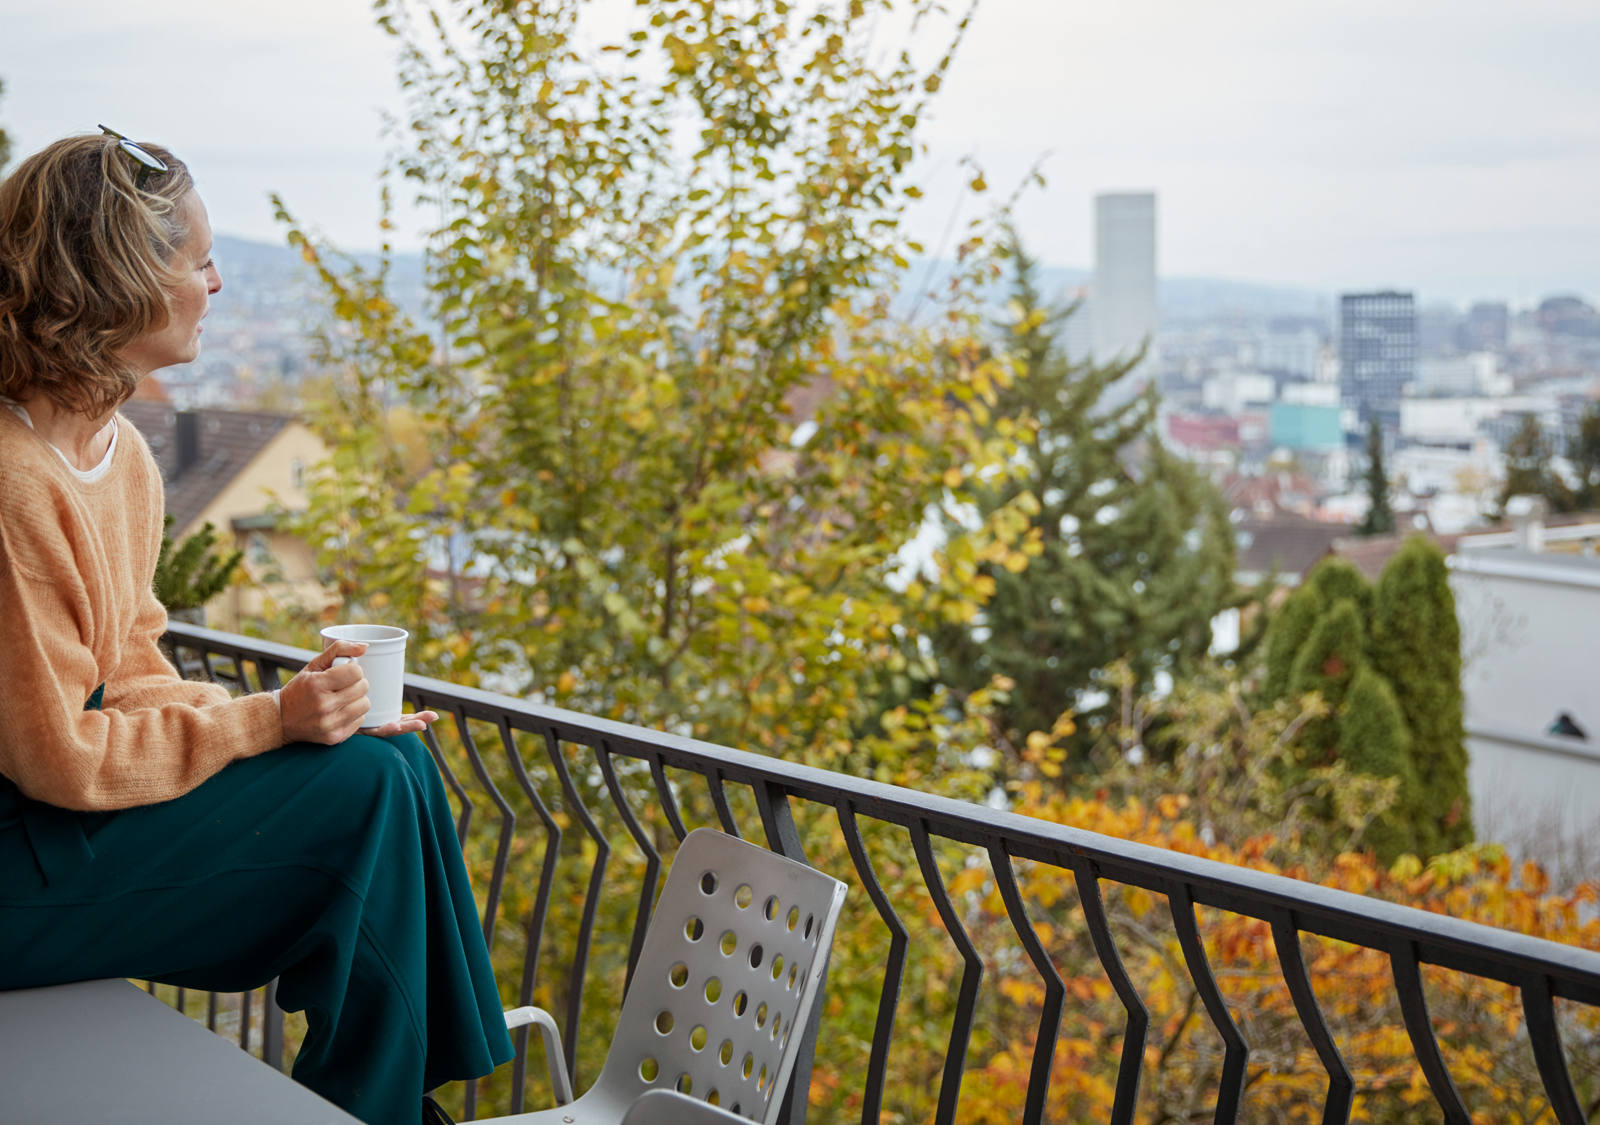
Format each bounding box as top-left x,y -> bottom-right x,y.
885,257 -> 1329,325
212,233 -> 1331,327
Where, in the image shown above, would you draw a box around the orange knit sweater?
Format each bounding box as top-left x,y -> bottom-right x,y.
0,407 -> 284,810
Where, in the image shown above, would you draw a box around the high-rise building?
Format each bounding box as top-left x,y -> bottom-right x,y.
1338,290 -> 1416,430
1092,192 -> 1157,394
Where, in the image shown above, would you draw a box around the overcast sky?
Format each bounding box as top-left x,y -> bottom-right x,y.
4,0 -> 1598,306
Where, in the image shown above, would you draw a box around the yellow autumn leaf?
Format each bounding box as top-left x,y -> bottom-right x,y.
947,867 -> 986,897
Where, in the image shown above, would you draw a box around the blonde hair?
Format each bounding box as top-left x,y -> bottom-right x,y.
0,132 -> 196,417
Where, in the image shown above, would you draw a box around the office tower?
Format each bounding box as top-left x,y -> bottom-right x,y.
1338,290 -> 1416,430
1092,192 -> 1157,392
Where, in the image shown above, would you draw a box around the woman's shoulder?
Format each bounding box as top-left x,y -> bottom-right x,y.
0,407 -> 65,494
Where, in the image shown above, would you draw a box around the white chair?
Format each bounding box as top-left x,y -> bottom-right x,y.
479,827 -> 847,1124
619,1089 -> 746,1124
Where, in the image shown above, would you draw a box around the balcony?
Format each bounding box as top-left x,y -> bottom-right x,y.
61,622 -> 1600,1123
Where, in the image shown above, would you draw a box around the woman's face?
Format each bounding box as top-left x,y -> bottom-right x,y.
118,191 -> 222,378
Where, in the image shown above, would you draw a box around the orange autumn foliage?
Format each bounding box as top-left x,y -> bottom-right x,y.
948,780 -> 1600,1123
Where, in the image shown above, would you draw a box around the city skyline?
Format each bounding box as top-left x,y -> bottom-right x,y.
2,0 -> 1598,305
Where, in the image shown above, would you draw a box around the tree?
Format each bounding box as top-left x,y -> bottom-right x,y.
1568,400 -> 1600,510
1370,535 -> 1472,854
1306,554 -> 1373,622
958,669 -> 1600,1124
1339,664 -> 1418,861
154,516 -> 243,615
1260,582 -> 1323,702
1354,418 -> 1395,536
1499,412 -> 1575,514
1287,597 -> 1367,763
273,0 -> 1022,773
933,233 -> 1237,748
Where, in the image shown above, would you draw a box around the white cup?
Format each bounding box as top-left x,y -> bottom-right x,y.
320,624 -> 410,728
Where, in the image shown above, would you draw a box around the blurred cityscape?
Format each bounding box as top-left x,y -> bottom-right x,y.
174,198 -> 1599,550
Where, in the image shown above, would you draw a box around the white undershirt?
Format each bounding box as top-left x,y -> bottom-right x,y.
2,398 -> 119,482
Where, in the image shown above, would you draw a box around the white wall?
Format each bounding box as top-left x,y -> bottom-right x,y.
1400,393 -> 1555,443
1466,728 -> 1600,886
1202,371 -> 1276,415
1450,549 -> 1600,882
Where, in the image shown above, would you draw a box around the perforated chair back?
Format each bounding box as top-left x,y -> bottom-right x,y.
589,828 -> 846,1124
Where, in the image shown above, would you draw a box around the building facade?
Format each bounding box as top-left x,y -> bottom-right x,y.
1092,191 -> 1158,399
1451,521 -> 1600,885
1338,290 -> 1416,430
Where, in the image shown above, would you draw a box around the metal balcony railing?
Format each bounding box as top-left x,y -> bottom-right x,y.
160,622 -> 1600,1124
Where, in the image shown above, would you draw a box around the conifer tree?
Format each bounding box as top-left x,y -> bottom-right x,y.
1354,419 -> 1395,536
1567,401 -> 1600,510
1370,535 -> 1472,853
1287,598 -> 1366,762
1339,664 -> 1418,862
1499,413 -> 1575,514
934,235 -> 1237,746
1307,555 -> 1373,623
154,516 -> 244,614
1261,582 -> 1323,703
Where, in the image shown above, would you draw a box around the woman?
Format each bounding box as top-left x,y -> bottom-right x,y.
0,130 -> 512,1124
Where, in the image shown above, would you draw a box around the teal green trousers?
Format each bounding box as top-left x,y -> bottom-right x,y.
0,728 -> 514,1125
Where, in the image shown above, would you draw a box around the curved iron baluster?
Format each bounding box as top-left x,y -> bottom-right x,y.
648,754 -> 689,842
1389,939 -> 1471,1123
1070,857 -> 1147,1125
495,715 -> 563,1115
422,710 -> 475,845
1268,911 -> 1352,1125
836,800 -> 908,1125
257,659 -> 286,691
450,712 -> 491,1124
262,980 -> 282,1069
1168,882 -> 1249,1121
704,765 -> 741,837
910,821 -> 983,1125
988,843 -> 1065,1124
754,779 -> 804,860
597,742 -> 663,992
454,712 -> 517,949
542,728 -> 611,1086
1521,973 -> 1585,1125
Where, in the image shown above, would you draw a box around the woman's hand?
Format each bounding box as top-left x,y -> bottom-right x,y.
359,711 -> 441,738
279,641 -> 441,745
279,641 -> 373,745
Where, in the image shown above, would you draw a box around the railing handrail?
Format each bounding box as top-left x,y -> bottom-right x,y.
166,621 -> 1600,1124
174,622 -> 1600,1002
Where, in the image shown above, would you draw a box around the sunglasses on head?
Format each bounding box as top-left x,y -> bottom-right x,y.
98,124 -> 167,191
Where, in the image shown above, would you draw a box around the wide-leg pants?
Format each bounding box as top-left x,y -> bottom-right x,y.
0,732 -> 515,1125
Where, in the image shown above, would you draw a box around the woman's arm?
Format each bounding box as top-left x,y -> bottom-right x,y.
100,581 -> 232,712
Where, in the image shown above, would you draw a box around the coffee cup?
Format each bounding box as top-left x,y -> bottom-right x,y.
320,624 -> 409,728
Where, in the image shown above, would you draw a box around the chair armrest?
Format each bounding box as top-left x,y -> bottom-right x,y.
502,1006 -> 574,1105
621,1089 -> 749,1125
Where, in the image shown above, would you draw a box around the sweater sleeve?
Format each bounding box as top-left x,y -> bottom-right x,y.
100,580 -> 232,713
0,512 -> 285,812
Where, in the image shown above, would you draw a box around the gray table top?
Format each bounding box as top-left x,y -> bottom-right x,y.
0,978 -> 361,1124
